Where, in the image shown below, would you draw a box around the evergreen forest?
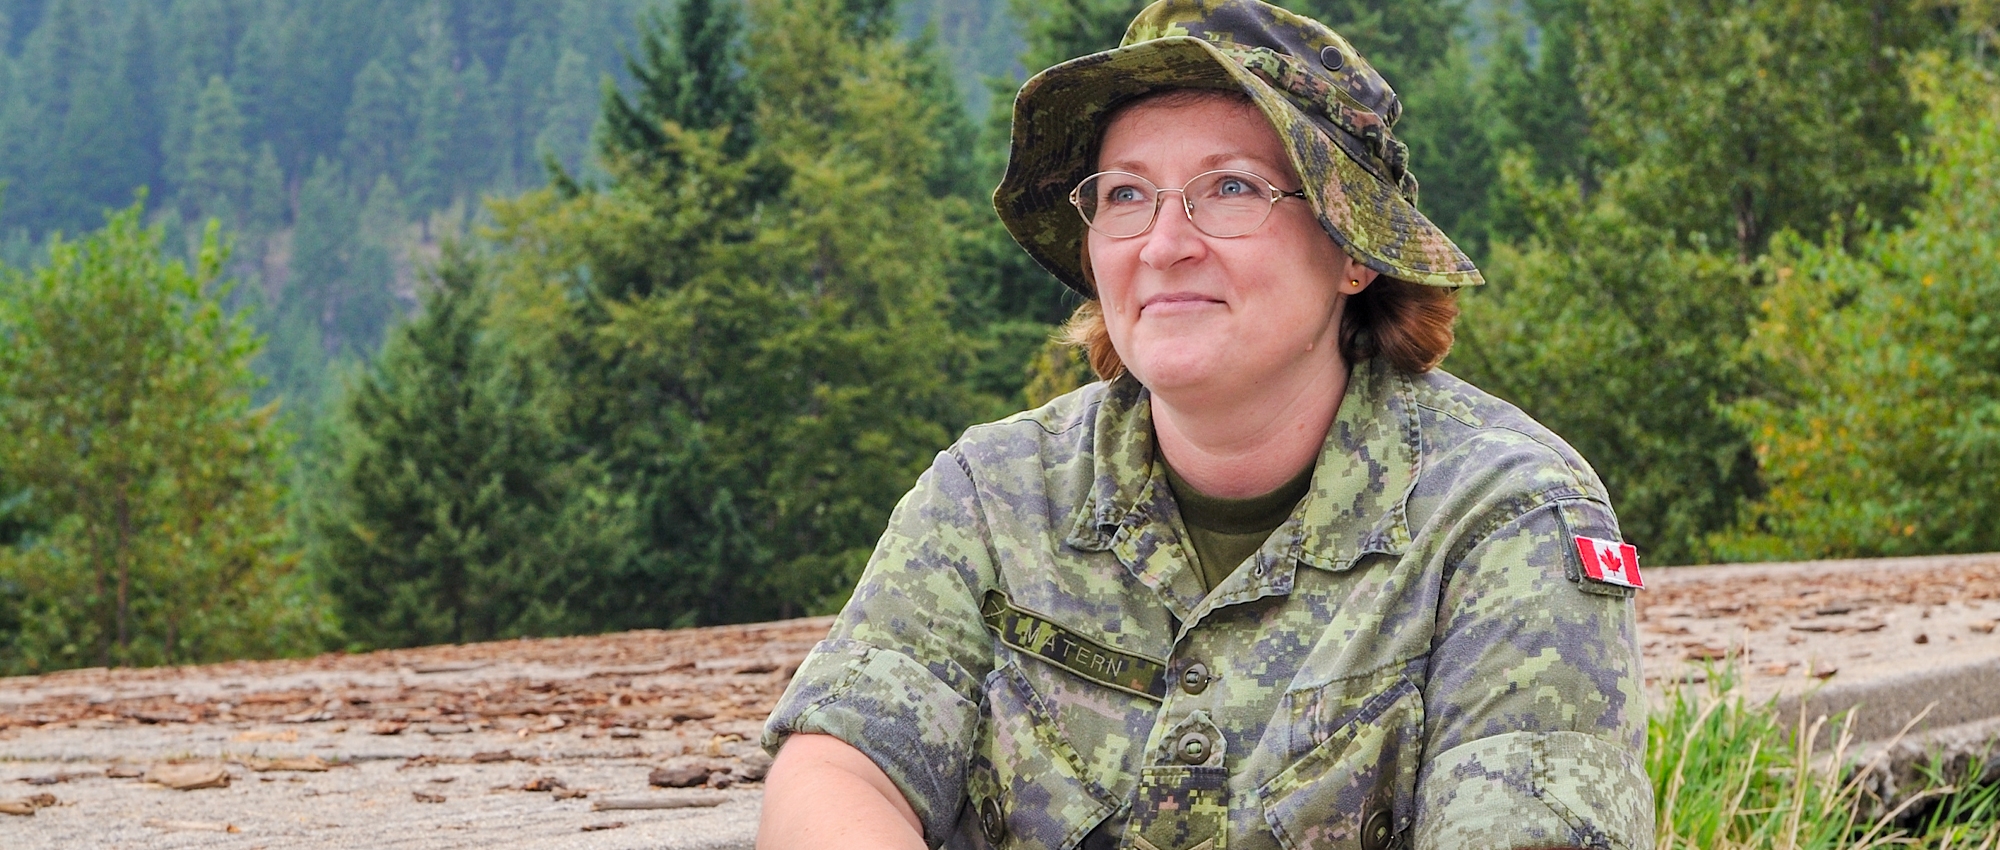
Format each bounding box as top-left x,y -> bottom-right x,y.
1,0 -> 1997,671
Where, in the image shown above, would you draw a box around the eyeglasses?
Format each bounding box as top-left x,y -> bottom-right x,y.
1069,169 -> 1307,239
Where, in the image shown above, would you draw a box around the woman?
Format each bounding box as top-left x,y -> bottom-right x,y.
757,1 -> 1653,848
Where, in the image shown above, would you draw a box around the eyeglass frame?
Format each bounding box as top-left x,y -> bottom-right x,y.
1067,168 -> 1309,239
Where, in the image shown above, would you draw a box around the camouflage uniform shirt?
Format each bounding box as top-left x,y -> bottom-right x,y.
763,358 -> 1654,850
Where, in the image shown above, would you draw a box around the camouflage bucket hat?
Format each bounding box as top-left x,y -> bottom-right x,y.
994,0 -> 1484,297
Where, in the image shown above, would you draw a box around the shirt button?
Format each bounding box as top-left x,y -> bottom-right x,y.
1175,731 -> 1210,765
980,797 -> 1006,843
1180,663 -> 1211,695
1360,806 -> 1394,850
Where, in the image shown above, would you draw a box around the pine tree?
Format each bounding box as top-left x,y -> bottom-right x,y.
1007,0 -> 1146,75
267,0 -> 385,175
481,0 -> 997,625
532,47 -> 599,177
404,17 -> 468,214
176,75 -> 251,226
118,2 -> 166,201
247,143 -> 288,231
1396,42 -> 1493,259
450,58 -> 505,196
599,0 -> 756,169
266,159 -> 359,407
340,59 -> 412,189
310,244 -> 609,647
1286,0 -> 1461,84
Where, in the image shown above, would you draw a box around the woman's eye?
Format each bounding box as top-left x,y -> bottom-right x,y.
1107,185 -> 1146,204
1216,177 -> 1254,197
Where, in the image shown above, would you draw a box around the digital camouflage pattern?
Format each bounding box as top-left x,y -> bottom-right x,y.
764,358 -> 1653,850
993,0 -> 1484,297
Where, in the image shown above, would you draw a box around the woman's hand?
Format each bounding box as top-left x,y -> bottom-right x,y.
756,733 -> 927,850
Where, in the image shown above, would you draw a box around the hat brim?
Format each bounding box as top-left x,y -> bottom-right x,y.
993,36 -> 1483,297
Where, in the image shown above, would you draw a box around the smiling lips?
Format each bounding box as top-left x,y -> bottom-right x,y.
1141,292 -> 1225,315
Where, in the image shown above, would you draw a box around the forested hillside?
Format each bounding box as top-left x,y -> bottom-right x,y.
1,0 -> 1996,671
0,0 -> 655,411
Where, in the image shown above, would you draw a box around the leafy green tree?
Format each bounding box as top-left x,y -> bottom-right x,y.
310,244 -> 616,647
1715,59 -> 2000,560
1579,0 -> 1942,261
0,205 -> 318,672
1451,160 -> 1760,565
1452,0 -> 1953,563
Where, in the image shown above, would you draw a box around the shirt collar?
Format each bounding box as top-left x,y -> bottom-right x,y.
1065,357 -> 1419,574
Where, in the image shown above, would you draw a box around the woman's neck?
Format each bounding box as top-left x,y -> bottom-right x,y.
1150,353 -> 1350,499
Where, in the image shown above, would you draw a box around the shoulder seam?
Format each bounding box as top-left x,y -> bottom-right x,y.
1414,400 -> 1603,499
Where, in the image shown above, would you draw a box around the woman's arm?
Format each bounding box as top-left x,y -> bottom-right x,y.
757,733 -> 927,850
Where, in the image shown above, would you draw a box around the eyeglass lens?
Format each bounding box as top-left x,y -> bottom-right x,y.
1074,170 -> 1279,238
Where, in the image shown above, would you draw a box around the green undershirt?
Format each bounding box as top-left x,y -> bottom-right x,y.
1159,454 -> 1314,593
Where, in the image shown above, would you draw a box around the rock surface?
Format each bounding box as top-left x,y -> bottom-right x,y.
3,553 -> 1999,847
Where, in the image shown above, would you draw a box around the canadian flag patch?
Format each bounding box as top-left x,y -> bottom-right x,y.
1575,536 -> 1644,589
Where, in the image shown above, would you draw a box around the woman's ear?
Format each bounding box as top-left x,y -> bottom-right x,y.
1342,255 -> 1379,294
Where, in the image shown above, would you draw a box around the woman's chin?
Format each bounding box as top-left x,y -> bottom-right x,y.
1128,350 -> 1232,397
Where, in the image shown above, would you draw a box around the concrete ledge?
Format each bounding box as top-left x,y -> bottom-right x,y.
1777,656 -> 2000,744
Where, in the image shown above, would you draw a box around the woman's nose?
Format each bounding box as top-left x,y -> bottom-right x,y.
1137,193 -> 1206,270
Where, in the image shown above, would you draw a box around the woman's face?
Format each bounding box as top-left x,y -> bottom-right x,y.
1088,94 -> 1368,400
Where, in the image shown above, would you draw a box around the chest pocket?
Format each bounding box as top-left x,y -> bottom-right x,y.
1255,669 -> 1425,850
966,661 -> 1117,850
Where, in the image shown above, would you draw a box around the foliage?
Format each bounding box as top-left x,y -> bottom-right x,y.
1452,158 -> 1762,565
1578,0 -> 1940,261
308,243 -> 621,647
0,204 -> 321,673
437,0 -> 1001,629
599,0 -> 756,169
1452,0 -> 1954,564
1714,58 -> 2000,561
0,0 -> 660,418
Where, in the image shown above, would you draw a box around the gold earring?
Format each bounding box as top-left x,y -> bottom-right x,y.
1349,279 -> 1361,290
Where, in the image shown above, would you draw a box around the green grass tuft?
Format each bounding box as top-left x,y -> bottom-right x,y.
1649,669 -> 2000,849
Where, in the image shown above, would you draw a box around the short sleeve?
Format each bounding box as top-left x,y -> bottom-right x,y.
1414,497 -> 1654,850
762,451 -> 998,845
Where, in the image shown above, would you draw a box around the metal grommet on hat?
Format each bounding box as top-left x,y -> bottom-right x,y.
1319,44 -> 1344,71
980,797 -> 1007,843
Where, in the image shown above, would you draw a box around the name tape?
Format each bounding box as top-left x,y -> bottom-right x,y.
981,590 -> 1168,700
